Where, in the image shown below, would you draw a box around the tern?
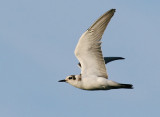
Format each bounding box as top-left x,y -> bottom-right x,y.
59,9 -> 133,90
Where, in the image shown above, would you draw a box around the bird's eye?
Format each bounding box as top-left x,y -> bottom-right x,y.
68,77 -> 72,79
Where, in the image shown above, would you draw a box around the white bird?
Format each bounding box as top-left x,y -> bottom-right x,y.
59,9 -> 133,90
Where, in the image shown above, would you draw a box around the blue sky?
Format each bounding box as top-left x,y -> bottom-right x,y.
0,0 -> 160,117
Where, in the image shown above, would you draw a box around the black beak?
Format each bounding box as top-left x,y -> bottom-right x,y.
58,79 -> 66,82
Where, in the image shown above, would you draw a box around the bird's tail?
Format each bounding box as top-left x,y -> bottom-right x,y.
118,83 -> 133,89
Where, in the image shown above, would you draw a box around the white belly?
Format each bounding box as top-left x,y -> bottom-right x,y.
80,77 -> 111,90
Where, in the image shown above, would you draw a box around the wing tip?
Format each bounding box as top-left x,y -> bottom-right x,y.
119,57 -> 125,60
109,9 -> 116,13
111,9 -> 116,12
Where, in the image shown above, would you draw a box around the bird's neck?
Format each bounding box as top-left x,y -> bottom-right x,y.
75,74 -> 82,81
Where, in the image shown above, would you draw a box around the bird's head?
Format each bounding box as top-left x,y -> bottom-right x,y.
58,75 -> 81,87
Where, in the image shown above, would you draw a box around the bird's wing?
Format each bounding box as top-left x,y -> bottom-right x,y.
104,57 -> 125,64
74,9 -> 115,79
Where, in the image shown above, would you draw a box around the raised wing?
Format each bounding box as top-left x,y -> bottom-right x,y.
75,9 -> 115,78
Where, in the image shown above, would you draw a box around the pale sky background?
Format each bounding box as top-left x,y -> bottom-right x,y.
0,0 -> 160,117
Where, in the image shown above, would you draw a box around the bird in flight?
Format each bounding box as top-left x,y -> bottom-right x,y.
59,9 -> 133,90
